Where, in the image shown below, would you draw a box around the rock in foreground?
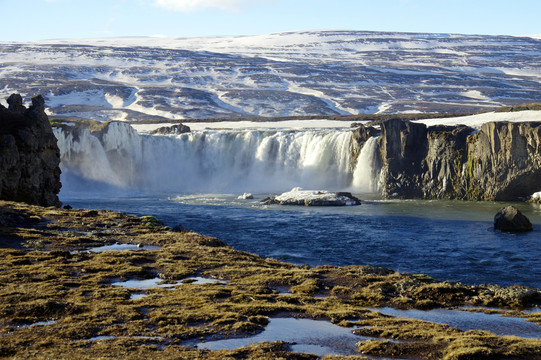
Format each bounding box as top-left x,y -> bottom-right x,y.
0,94 -> 61,207
262,187 -> 361,206
494,205 -> 533,232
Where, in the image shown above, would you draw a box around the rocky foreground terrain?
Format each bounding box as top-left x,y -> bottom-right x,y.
0,200 -> 540,359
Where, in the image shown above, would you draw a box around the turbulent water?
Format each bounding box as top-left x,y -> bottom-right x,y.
56,124 -> 541,289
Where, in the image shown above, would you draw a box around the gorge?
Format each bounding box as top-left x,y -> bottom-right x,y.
53,114 -> 541,202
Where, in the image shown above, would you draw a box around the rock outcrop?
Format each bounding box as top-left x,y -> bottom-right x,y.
262,187 -> 361,206
352,118 -> 541,201
151,124 -> 191,135
494,205 -> 533,232
466,121 -> 541,200
0,94 -> 62,207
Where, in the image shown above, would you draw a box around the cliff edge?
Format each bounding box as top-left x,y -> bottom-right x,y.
353,118 -> 541,201
0,94 -> 62,207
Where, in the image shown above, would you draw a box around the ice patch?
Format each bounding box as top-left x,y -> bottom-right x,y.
112,276 -> 224,290
87,243 -> 161,252
17,320 -> 57,329
111,277 -> 181,290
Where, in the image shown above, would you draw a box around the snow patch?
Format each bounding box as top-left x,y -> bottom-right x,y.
180,120 -> 359,131
272,187 -> 361,206
46,90 -> 110,108
414,110 -> 541,129
461,90 -> 489,100
376,103 -> 392,114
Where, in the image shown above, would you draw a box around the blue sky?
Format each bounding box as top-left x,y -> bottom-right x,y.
1,0 -> 540,41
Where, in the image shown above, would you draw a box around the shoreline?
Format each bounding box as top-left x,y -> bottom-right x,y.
1,200 -> 540,359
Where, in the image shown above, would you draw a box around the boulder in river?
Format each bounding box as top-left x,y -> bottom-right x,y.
494,206 -> 532,232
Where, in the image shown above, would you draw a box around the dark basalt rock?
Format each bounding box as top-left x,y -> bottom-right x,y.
353,118 -> 541,201
494,205 -> 533,232
151,124 -> 191,135
0,94 -> 62,207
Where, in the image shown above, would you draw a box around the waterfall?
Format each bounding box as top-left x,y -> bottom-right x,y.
351,137 -> 380,193
54,122 -> 380,195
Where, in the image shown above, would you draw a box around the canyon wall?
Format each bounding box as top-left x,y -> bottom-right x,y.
353,118 -> 541,201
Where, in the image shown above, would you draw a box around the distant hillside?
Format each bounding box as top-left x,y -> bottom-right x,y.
1,30 -> 541,121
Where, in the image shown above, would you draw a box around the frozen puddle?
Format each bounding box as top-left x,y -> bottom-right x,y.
88,243 -> 161,252
111,277 -> 181,290
182,277 -> 225,285
114,276 -> 226,297
17,320 -> 57,329
130,293 -> 147,301
196,317 -> 368,356
87,335 -> 164,342
373,307 -> 541,338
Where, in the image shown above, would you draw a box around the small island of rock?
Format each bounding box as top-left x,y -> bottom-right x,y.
261,187 -> 361,206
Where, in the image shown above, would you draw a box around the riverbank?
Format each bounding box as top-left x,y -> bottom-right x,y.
0,200 -> 540,359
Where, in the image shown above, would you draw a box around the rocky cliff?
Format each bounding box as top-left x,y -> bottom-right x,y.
0,94 -> 62,207
353,118 -> 541,201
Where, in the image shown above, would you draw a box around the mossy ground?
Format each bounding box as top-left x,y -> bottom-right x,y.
0,200 -> 539,359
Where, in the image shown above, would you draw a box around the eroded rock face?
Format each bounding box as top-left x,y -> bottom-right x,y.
467,121 -> 541,200
494,205 -> 533,232
352,119 -> 541,201
0,94 -> 62,207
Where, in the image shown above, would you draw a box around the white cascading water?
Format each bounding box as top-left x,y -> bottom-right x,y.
351,136 -> 380,193
54,122 -> 380,194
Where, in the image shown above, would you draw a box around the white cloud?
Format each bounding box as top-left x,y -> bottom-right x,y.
153,0 -> 247,12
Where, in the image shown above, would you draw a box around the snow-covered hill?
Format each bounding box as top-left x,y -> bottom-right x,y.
1,30 -> 541,121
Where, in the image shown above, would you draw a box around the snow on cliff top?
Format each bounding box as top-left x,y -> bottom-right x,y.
132,120 -> 359,133
131,110 -> 541,134
414,110 -> 541,128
